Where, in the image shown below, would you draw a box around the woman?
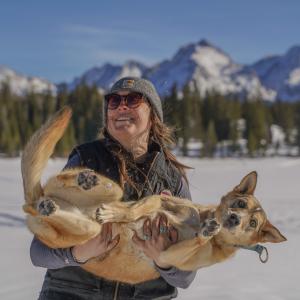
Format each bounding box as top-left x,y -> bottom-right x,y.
31,77 -> 196,299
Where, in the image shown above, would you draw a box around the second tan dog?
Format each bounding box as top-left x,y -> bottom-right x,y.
22,107 -> 286,284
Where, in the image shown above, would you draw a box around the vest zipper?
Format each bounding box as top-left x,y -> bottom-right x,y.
113,281 -> 120,300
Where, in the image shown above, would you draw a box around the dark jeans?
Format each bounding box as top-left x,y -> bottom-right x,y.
38,268 -> 178,300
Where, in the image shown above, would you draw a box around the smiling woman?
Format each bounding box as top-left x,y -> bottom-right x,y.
30,77 -> 196,299
106,90 -> 152,160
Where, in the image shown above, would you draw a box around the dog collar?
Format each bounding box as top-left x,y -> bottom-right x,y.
233,244 -> 269,263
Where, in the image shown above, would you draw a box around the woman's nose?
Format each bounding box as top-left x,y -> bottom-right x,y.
117,99 -> 130,110
117,104 -> 129,111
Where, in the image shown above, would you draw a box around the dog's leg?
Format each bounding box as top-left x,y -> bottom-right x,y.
27,215 -> 59,243
157,211 -> 221,271
35,197 -> 101,248
47,169 -> 124,208
158,237 -> 212,270
95,195 -> 206,227
55,169 -> 100,190
27,214 -> 92,249
96,195 -> 164,223
40,211 -> 101,248
198,210 -> 221,238
45,210 -> 100,234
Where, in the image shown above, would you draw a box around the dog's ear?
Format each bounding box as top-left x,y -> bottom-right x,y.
259,220 -> 287,243
233,171 -> 257,195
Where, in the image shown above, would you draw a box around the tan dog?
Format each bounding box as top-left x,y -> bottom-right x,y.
22,107 -> 286,284
98,172 -> 287,271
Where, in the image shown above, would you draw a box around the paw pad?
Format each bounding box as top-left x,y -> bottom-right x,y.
77,170 -> 99,190
200,218 -> 221,237
38,199 -> 57,216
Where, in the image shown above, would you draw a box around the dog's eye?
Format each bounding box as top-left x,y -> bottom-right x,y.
231,200 -> 247,209
249,219 -> 258,228
237,200 -> 247,208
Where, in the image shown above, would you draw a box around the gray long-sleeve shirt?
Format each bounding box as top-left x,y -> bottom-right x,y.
30,154 -> 196,289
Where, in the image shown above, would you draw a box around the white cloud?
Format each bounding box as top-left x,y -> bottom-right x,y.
61,23 -> 157,66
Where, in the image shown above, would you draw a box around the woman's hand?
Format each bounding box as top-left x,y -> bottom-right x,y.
71,222 -> 120,263
132,214 -> 178,269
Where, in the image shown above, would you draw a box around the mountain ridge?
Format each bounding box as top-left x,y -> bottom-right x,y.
2,40 -> 300,101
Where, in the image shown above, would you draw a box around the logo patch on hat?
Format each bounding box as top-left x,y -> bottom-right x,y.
122,79 -> 135,88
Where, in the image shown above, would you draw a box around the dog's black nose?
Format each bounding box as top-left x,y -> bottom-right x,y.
228,213 -> 240,226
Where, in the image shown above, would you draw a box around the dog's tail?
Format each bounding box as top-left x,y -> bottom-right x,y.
21,106 -> 72,209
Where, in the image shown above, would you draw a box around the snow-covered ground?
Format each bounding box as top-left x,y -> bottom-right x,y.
0,157 -> 298,299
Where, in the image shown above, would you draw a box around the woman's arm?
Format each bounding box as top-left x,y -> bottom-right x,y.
30,236 -> 80,269
30,224 -> 119,269
154,264 -> 197,289
62,152 -> 81,169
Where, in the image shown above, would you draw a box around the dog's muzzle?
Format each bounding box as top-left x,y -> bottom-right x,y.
224,213 -> 241,228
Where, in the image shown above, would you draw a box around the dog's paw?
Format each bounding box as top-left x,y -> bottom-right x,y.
77,170 -> 99,190
199,217 -> 221,238
95,204 -> 126,224
38,198 -> 58,216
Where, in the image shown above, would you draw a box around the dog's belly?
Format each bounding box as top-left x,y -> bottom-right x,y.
82,224 -> 160,284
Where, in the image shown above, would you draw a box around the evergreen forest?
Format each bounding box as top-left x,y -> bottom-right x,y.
1,82 -> 299,157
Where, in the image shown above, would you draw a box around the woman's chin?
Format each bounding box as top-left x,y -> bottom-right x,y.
115,124 -> 133,130
111,125 -> 137,138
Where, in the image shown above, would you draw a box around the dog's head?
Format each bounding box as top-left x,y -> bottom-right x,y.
215,171 -> 286,246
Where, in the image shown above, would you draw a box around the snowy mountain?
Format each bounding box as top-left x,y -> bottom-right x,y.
68,40 -> 278,101
68,61 -> 147,92
2,40 -> 300,101
0,66 -> 56,96
145,40 -> 275,100
251,46 -> 300,101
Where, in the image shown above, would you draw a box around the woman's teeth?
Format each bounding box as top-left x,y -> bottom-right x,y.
115,117 -> 133,127
116,117 -> 131,121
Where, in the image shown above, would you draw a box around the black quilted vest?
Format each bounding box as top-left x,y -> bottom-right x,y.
68,137 -> 182,201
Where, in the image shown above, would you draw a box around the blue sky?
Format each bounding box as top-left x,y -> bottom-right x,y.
1,0 -> 299,83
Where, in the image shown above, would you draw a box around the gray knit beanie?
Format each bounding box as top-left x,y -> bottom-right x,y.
103,77 -> 163,125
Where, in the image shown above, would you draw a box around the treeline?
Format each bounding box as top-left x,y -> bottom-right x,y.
0,82 -> 300,157
164,85 -> 300,157
0,82 -> 103,156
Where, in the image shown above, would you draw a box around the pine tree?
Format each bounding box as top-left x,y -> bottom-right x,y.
294,101 -> 300,155
229,119 -> 239,154
243,99 -> 268,156
204,120 -> 218,157
177,85 -> 190,156
247,129 -> 258,157
163,84 -> 179,127
271,100 -> 295,145
176,83 -> 204,156
42,89 -> 56,122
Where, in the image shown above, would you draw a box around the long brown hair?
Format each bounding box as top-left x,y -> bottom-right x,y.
149,112 -> 192,184
99,110 -> 192,191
